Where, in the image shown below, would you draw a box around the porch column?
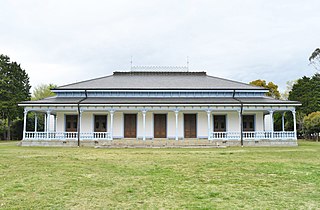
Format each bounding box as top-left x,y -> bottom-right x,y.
269,110 -> 274,139
142,110 -> 147,141
110,110 -> 114,140
282,112 -> 285,132
34,113 -> 38,132
46,110 -> 51,139
207,110 -> 211,140
79,110 -> 83,140
263,114 -> 265,131
23,109 -> 28,140
292,110 -> 297,139
175,110 -> 179,140
237,110 -> 241,139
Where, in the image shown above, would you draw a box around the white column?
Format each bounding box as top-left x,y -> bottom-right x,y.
292,110 -> 297,139
238,110 -> 241,139
175,110 -> 179,140
23,109 -> 28,140
46,110 -> 51,139
34,113 -> 38,132
142,110 -> 147,141
282,112 -> 285,132
110,110 -> 114,140
79,110 -> 83,140
269,110 -> 274,139
207,110 -> 211,140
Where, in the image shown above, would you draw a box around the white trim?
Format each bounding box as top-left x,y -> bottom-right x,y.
52,89 -> 268,93
19,103 -> 301,107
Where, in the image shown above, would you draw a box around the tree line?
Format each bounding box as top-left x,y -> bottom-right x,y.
0,54 -> 56,140
0,52 -> 320,140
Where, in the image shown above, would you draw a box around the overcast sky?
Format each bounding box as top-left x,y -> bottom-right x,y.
1,0 -> 319,92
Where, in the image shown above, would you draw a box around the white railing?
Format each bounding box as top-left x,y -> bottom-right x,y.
24,132 -> 112,140
273,131 -> 296,139
211,132 -> 241,140
243,131 -> 272,139
81,132 -> 111,140
210,131 -> 296,140
25,131 -> 296,141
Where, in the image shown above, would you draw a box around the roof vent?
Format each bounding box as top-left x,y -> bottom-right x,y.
131,66 -> 189,72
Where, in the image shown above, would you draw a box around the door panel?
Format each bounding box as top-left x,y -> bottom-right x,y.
184,114 -> 197,138
124,114 -> 137,138
154,114 -> 167,138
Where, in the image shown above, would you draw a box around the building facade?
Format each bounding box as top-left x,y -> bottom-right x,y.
19,66 -> 300,147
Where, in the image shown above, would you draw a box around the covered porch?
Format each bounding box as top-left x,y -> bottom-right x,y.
21,104 -> 298,146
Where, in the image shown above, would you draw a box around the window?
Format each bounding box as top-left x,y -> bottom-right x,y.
94,115 -> 107,132
214,115 -> 226,132
66,115 -> 78,132
243,115 -> 254,131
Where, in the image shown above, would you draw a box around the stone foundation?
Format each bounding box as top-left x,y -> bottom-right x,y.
19,139 -> 298,148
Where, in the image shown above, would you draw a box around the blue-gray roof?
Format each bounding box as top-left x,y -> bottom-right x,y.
55,71 -> 267,90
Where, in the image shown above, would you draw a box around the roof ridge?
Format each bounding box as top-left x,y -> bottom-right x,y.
113,71 -> 206,76
131,65 -> 189,72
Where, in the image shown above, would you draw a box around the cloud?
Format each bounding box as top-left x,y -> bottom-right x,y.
0,0 -> 319,92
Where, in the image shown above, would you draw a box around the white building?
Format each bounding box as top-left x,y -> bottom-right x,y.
19,66 -> 300,147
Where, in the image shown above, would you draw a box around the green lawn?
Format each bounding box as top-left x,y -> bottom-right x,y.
0,141 -> 319,209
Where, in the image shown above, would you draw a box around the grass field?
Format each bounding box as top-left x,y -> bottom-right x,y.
0,141 -> 320,209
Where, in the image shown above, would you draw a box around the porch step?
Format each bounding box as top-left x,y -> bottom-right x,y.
94,139 -> 225,148
19,139 -> 298,147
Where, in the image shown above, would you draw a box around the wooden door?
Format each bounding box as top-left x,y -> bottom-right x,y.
184,114 -> 197,138
124,114 -> 137,138
214,115 -> 226,132
66,115 -> 78,132
154,114 -> 167,138
94,115 -> 107,132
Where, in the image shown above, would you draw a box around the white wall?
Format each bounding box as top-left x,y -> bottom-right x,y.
81,112 -> 93,132
255,112 -> 264,131
113,112 -> 123,138
56,112 -> 65,132
167,112 -> 176,138
264,114 -> 271,131
197,112 -> 207,138
226,112 -> 240,132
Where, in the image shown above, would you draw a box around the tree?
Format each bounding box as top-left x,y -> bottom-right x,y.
287,74 -> 320,135
281,80 -> 297,100
303,111 -> 320,141
0,54 -> 31,140
288,74 -> 320,115
309,48 -> 320,71
249,79 -> 283,131
32,84 -> 57,101
249,79 -> 281,99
